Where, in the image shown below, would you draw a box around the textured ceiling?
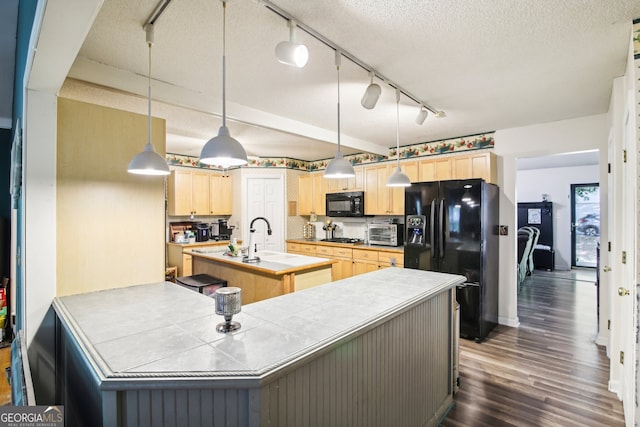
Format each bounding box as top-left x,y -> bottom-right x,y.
63,0 -> 640,161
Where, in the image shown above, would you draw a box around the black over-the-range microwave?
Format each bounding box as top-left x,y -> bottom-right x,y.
326,191 -> 365,217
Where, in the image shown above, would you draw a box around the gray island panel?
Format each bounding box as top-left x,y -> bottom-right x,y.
52,268 -> 464,426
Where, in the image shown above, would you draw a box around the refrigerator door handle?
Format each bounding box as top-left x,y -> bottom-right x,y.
430,200 -> 436,258
439,198 -> 445,259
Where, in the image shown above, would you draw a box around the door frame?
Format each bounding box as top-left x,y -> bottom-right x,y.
570,182 -> 599,268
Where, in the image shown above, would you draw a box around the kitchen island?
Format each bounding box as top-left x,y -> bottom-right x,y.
186,248 -> 335,304
51,268 -> 464,427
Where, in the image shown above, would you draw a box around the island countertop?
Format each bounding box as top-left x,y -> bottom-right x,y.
54,268 -> 464,378
52,268 -> 465,426
184,247 -> 335,275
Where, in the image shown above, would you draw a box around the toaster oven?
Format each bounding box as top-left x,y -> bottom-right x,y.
367,223 -> 403,247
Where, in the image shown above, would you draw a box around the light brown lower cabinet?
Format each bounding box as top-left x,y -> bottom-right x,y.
288,242 -> 403,281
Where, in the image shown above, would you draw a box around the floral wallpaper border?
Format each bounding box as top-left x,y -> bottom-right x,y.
167,132 -> 495,172
634,18 -> 640,59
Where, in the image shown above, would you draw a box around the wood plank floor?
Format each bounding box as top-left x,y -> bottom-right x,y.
441,269 -> 625,427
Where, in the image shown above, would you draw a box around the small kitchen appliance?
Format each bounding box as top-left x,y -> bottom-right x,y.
195,223 -> 210,242
367,222 -> 403,246
326,191 -> 365,217
209,219 -> 235,241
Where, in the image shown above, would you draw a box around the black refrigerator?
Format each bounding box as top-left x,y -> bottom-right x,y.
404,179 -> 499,342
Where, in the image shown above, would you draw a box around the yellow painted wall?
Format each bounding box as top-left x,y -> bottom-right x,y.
56,98 -> 166,296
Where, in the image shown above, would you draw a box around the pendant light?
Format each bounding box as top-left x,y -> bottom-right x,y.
128,24 -> 170,176
200,0 -> 248,168
387,89 -> 411,187
324,50 -> 355,179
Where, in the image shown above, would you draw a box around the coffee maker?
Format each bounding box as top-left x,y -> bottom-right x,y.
210,219 -> 234,241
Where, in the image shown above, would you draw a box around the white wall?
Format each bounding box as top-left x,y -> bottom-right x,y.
493,114 -> 609,328
517,164 -> 600,270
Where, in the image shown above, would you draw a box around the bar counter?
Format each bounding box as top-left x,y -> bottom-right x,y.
52,268 -> 465,426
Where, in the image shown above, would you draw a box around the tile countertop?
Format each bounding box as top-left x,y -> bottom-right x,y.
52,268 -> 464,382
166,240 -> 232,248
286,238 -> 404,253
185,248 -> 335,275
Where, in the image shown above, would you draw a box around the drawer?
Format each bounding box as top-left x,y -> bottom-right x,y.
333,247 -> 353,259
315,246 -> 334,256
299,244 -> 316,255
287,242 -> 301,252
353,248 -> 377,261
378,252 -> 403,267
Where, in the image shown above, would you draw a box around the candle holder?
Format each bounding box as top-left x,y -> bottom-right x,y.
214,287 -> 242,333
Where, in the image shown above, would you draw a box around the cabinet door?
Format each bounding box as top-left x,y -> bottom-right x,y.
389,161 -> 418,215
451,155 -> 472,180
191,172 -> 210,215
419,157 -> 453,182
353,260 -> 378,275
434,157 -> 453,180
468,152 -> 497,183
312,173 -> 326,215
403,160 -> 419,182
364,165 -> 388,215
210,174 -> 233,215
298,175 -> 313,215
418,159 -> 437,182
333,258 -> 354,280
167,170 -> 193,216
349,168 -> 364,190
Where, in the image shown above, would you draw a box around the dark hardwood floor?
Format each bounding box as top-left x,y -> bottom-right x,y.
441,269 -> 625,427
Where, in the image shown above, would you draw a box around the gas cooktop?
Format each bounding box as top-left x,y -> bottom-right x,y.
320,238 -> 364,244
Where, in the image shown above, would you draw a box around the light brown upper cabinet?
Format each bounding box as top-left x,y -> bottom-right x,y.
418,157 -> 453,182
168,169 -> 233,216
325,168 -> 364,193
417,151 -> 496,183
298,172 -> 327,216
209,174 -> 233,215
365,161 -> 418,215
451,151 -> 497,183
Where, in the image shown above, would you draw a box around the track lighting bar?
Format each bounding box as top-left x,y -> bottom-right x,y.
143,0 -> 174,28
260,0 -> 444,118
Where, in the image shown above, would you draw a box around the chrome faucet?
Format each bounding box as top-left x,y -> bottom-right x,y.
243,217 -> 273,263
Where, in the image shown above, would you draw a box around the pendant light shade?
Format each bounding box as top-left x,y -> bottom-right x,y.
200,0 -> 248,168
325,51 -> 355,179
200,126 -> 247,168
275,20 -> 309,68
361,71 -> 381,109
387,89 -> 411,187
128,24 -> 170,176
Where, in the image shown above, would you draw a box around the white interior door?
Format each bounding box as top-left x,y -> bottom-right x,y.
246,176 -> 284,253
620,90 -> 637,426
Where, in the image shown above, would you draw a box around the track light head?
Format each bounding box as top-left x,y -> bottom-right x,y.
416,106 -> 428,125
275,20 -> 309,68
361,71 -> 381,109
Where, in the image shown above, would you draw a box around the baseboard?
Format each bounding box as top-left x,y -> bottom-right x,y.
595,332 -> 608,347
608,379 -> 621,397
499,316 -> 520,328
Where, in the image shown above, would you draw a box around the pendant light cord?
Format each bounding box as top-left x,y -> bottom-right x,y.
147,38 -> 152,146
396,88 -> 400,167
221,0 -> 227,128
336,51 -> 341,151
